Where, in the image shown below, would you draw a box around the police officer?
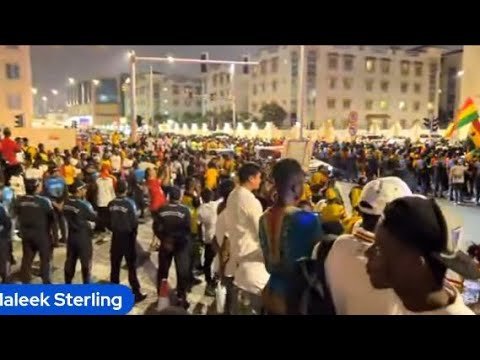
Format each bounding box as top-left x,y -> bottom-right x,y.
63,179 -> 97,284
153,186 -> 191,309
44,162 -> 68,246
15,178 -> 54,284
107,180 -> 146,303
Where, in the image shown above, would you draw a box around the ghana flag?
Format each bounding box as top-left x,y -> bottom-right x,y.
469,119 -> 480,148
444,97 -> 479,138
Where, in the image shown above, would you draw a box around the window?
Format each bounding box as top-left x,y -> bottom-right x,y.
260,60 -> 267,75
173,99 -> 179,106
328,53 -> 338,70
414,83 -> 421,93
381,59 -> 390,74
365,57 -> 376,73
365,79 -> 373,91
343,99 -> 352,110
398,100 -> 407,111
153,84 -> 160,98
252,103 -> 258,112
212,74 -> 217,86
343,55 -> 354,71
413,101 -> 420,111
226,74 -> 230,83
381,80 -> 389,92
219,74 -> 224,85
291,51 -> 299,77
329,77 -> 337,89
260,82 -> 266,93
327,98 -> 336,109
380,100 -> 388,110
401,61 -> 410,76
252,84 -> 257,95
5,63 -> 20,79
400,82 -> 409,93
343,77 -> 353,90
252,66 -> 258,79
400,119 -> 407,128
172,85 -> 179,95
272,80 -> 278,92
196,86 -> 201,95
365,99 -> 373,110
414,62 -> 423,77
271,57 -> 279,73
220,90 -> 224,98
7,93 -> 21,109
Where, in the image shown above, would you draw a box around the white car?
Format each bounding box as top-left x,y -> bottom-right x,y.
309,158 -> 333,174
387,136 -> 407,146
357,134 -> 385,145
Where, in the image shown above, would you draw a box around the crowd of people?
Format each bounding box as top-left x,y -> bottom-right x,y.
0,126 -> 479,315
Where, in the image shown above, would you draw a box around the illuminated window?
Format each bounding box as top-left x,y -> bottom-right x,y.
365,57 -> 376,73
365,99 -> 373,110
399,100 -> 407,111
327,98 -> 336,109
380,100 -> 388,110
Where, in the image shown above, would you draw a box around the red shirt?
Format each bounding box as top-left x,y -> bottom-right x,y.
147,178 -> 166,212
0,137 -> 20,165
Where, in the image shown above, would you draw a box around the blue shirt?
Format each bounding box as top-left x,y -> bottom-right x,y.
134,168 -> 146,183
44,176 -> 66,199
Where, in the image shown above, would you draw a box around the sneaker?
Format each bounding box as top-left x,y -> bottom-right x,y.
134,293 -> 147,303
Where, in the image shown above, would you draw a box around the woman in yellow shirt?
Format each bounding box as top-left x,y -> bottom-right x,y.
204,162 -> 219,190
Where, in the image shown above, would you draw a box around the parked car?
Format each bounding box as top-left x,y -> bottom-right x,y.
387,136 -> 407,146
419,133 -> 442,144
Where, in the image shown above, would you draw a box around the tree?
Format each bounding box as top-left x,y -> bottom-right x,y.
260,102 -> 287,128
153,113 -> 168,124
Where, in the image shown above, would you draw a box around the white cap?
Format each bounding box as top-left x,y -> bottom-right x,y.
358,177 -> 412,216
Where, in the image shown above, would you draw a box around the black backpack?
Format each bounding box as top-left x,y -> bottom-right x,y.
287,234 -> 337,315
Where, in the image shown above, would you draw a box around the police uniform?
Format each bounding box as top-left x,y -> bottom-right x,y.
44,173 -> 68,245
63,181 -> 97,283
153,189 -> 191,304
15,191 -> 54,284
107,194 -> 143,297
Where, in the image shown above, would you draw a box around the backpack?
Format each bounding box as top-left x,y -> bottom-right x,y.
287,234 -> 337,315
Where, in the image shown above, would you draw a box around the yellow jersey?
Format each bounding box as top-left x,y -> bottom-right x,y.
205,168 -> 219,190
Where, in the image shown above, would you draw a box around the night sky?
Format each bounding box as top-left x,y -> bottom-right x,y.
31,45 -> 459,106
31,45 -> 264,104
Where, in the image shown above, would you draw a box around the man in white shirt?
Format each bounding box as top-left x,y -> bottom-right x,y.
197,188 -> 220,296
224,162 -> 269,315
110,149 -> 122,174
325,177 -> 412,315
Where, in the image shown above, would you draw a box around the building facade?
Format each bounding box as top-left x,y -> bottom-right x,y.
66,77 -> 120,127
248,45 -> 443,130
204,63 -> 249,116
123,72 -> 202,123
439,49 -> 462,126
0,45 -> 34,128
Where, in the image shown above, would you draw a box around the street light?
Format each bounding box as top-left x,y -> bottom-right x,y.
31,88 -> 38,95
68,77 -> 75,85
42,96 -> 48,115
125,77 -> 131,84
51,89 -> 58,96
167,56 -> 174,63
92,79 -> 100,86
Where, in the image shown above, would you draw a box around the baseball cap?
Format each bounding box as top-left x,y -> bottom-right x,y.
69,179 -> 86,194
358,176 -> 412,216
382,196 -> 480,280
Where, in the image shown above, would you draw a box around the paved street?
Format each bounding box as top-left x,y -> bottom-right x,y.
9,218 -> 214,315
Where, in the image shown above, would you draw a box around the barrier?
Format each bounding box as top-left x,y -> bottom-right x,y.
12,128 -> 77,151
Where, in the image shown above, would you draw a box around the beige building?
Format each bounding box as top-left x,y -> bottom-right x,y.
439,49 -> 462,124
67,77 -> 120,127
204,63 -> 249,115
124,73 -> 202,123
249,45 -> 443,130
0,45 -> 34,128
